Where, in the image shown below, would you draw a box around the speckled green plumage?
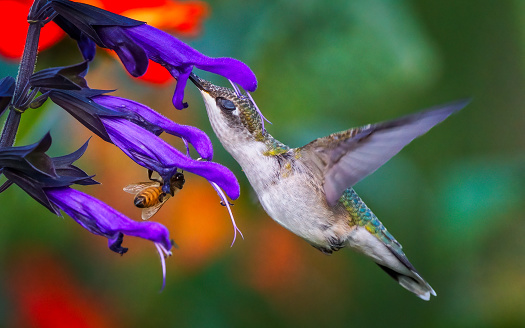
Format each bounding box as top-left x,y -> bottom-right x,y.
340,188 -> 406,257
263,137 -> 290,156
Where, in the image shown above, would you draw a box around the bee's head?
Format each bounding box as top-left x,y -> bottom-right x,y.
169,171 -> 185,193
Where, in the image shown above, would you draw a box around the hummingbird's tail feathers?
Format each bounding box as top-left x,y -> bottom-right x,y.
379,241 -> 436,300
299,99 -> 470,205
377,264 -> 436,301
347,226 -> 436,300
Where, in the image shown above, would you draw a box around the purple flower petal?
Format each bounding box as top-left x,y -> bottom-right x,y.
101,117 -> 240,200
45,187 -> 172,252
0,76 -> 15,116
92,95 -> 213,160
78,34 -> 96,61
171,70 -> 191,109
97,26 -> 149,77
119,24 -> 257,109
46,186 -> 173,288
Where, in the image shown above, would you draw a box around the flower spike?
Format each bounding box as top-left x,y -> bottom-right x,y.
0,0 -> 254,291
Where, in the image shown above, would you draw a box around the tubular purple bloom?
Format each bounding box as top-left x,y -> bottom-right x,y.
97,24 -> 257,109
46,88 -> 213,159
46,187 -> 173,287
0,134 -> 98,214
92,95 -> 213,160
100,117 -> 240,200
45,88 -> 239,198
46,187 -> 173,252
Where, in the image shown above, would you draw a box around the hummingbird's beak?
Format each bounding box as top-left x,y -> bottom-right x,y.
189,73 -> 207,92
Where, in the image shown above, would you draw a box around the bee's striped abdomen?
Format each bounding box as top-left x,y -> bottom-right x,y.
134,186 -> 163,208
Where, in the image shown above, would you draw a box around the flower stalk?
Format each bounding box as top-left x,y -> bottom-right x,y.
0,0 -> 46,148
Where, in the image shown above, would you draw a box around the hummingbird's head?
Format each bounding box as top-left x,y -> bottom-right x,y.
189,73 -> 264,144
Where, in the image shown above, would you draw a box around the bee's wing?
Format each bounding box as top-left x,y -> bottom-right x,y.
123,181 -> 158,194
141,194 -> 171,220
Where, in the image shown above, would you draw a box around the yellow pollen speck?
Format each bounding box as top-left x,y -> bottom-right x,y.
281,162 -> 292,178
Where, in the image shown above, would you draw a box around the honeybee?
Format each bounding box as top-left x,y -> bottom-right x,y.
124,170 -> 185,220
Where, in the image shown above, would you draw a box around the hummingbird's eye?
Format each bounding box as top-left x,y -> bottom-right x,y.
216,97 -> 236,111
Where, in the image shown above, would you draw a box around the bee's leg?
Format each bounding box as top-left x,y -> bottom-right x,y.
158,193 -> 166,202
148,169 -> 162,183
220,200 -> 235,206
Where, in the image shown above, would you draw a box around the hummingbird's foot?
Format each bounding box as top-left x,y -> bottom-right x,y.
312,245 -> 333,255
328,236 -> 346,253
312,237 -> 346,255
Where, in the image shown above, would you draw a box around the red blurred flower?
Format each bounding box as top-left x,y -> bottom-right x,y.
7,249 -> 118,328
0,0 -> 209,83
0,0 -> 64,59
108,0 -> 209,84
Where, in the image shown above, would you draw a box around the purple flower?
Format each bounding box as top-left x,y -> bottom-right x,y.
46,187 -> 173,289
101,116 -> 240,200
46,88 -> 239,200
49,0 -> 257,109
0,133 -> 98,214
46,88 -> 213,160
92,95 -> 213,160
99,113 -> 243,243
103,24 -> 257,109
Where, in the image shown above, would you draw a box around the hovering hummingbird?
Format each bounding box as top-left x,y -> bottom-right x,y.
189,73 -> 467,300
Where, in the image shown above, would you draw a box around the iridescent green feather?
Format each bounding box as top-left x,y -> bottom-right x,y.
263,137 -> 290,156
340,188 -> 406,257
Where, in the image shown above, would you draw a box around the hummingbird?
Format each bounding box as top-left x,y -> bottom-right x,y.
189,73 -> 467,300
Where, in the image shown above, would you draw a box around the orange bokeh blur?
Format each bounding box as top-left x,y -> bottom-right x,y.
245,222 -> 306,293
164,177 -> 235,272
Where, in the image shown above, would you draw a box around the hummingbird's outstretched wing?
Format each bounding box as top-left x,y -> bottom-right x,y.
299,99 -> 469,205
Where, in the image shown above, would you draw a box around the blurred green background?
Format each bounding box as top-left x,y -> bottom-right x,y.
1,0 -> 525,327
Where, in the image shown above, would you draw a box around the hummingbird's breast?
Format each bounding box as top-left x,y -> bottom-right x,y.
250,151 -> 354,250
202,92 -> 354,249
